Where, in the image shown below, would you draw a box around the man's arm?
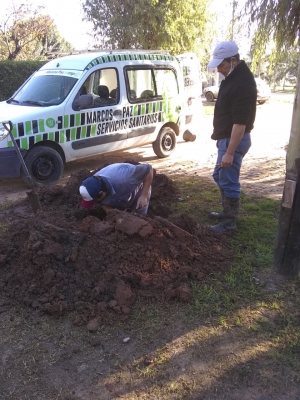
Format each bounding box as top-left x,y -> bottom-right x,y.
136,166 -> 153,210
221,124 -> 246,167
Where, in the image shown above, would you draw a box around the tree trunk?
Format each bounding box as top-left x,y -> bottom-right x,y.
273,58 -> 300,277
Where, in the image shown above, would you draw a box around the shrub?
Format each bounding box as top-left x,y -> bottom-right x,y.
0,60 -> 46,101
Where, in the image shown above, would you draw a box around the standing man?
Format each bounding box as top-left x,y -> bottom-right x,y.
79,163 -> 153,215
207,41 -> 257,233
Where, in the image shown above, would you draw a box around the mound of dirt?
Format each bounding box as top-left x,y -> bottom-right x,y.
0,167 -> 232,328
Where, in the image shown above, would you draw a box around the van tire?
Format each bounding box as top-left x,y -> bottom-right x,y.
152,127 -> 177,158
21,146 -> 64,186
205,91 -> 215,102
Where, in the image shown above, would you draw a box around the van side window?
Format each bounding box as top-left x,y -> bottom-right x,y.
125,67 -> 178,103
126,69 -> 155,101
92,68 -> 119,107
72,75 -> 93,111
72,68 -> 119,111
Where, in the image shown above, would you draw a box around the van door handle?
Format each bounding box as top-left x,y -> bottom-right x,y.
113,109 -> 122,116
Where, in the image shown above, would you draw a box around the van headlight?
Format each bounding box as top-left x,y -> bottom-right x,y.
0,122 -> 9,141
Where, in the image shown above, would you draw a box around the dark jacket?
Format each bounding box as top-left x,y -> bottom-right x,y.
211,61 -> 257,140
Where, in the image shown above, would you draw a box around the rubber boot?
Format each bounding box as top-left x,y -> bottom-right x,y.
210,189 -> 225,219
209,196 -> 239,233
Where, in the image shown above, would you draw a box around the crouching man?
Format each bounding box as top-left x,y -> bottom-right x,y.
79,163 -> 153,215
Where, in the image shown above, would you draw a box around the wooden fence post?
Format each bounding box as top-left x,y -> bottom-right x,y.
273,59 -> 300,277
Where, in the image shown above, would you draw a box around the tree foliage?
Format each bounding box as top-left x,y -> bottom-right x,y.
242,0 -> 300,83
82,0 -> 214,58
243,0 -> 300,49
0,3 -> 73,60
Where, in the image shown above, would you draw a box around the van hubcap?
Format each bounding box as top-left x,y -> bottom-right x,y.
32,156 -> 55,179
162,134 -> 173,152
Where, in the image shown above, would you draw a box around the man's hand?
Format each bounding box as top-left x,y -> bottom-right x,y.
136,194 -> 148,210
221,124 -> 246,168
221,152 -> 234,168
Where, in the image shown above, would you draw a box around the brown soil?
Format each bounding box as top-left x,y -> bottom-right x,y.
0,166 -> 232,330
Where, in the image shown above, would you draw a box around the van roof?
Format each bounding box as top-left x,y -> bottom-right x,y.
41,50 -> 175,72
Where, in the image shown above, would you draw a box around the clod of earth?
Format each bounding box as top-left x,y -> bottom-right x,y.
0,165 -> 232,329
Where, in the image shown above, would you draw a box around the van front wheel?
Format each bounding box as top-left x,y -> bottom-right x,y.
22,146 -> 64,186
152,127 -> 177,158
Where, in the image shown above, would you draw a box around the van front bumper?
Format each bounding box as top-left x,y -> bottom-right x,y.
0,148 -> 25,178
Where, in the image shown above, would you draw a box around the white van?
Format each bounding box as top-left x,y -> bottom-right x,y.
0,50 -> 203,185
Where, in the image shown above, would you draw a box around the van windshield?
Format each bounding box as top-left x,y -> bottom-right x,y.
9,74 -> 78,107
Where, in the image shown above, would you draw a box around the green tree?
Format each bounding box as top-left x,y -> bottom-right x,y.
28,24 -> 74,60
82,0 -> 214,58
249,37 -> 299,88
242,1 -> 300,85
244,0 -> 300,49
0,3 -> 73,60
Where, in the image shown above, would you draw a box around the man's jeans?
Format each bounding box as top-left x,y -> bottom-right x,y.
212,133 -> 251,198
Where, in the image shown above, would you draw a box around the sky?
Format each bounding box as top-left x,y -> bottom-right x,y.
1,0 -> 95,49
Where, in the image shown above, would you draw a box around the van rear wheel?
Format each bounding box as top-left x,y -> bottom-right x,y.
22,146 -> 64,186
152,127 -> 177,158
